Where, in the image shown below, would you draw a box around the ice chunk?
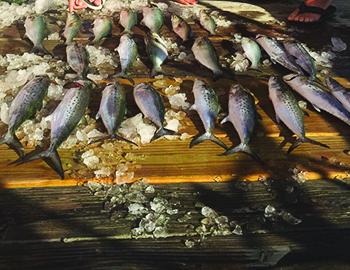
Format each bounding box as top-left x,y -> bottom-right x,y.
83,155 -> 100,169
201,206 -> 218,218
165,119 -> 180,132
168,93 -> 190,110
0,103 -> 9,124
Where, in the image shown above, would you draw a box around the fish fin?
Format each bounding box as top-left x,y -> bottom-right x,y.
219,143 -> 263,164
276,114 -> 281,124
287,137 -> 329,154
311,104 -> 321,112
220,116 -> 230,125
151,67 -> 162,77
303,110 -> 310,117
189,132 -> 227,149
151,127 -> 176,142
0,132 -> 24,158
115,72 -> 135,85
30,45 -> 51,56
12,148 -> 64,179
112,134 -> 138,146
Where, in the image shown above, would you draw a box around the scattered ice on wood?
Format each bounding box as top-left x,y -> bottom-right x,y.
0,103 -> 9,124
331,37 -> 347,52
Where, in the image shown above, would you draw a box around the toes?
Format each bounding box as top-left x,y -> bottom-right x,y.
288,8 -> 300,20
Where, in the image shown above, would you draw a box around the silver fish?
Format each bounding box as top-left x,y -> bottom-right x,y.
97,83 -> 136,145
284,42 -> 316,79
256,35 -> 301,74
0,76 -> 50,157
66,42 -> 89,78
171,14 -> 192,42
116,33 -> 138,76
92,17 -> 112,45
220,84 -> 260,159
326,77 -> 350,112
14,80 -> 92,179
141,7 -> 164,33
189,79 -> 227,149
119,9 -> 138,33
241,37 -> 261,69
63,12 -> 81,45
24,15 -> 49,55
133,83 -> 175,141
269,76 -> 328,153
283,74 -> 350,126
199,10 -> 216,35
192,37 -> 223,77
145,33 -> 168,76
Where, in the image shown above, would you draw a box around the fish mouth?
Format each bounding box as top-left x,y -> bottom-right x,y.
255,34 -> 264,40
81,0 -> 105,10
283,74 -> 299,82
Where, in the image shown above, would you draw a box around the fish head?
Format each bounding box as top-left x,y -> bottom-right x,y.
283,74 -> 306,88
192,37 -> 208,49
142,6 -> 152,16
229,84 -> 241,96
192,79 -> 206,97
199,9 -> 209,18
171,14 -> 181,28
120,33 -> 132,43
35,74 -> 51,86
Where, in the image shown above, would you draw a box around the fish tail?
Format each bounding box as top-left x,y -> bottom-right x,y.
111,134 -> 138,146
189,132 -> 227,149
0,132 -> 24,157
151,127 -> 176,142
12,147 -> 64,179
220,143 -> 263,163
213,69 -> 224,81
287,137 -> 329,154
30,44 -> 50,56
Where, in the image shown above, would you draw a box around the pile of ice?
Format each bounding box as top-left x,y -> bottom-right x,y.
0,2 -> 34,29
264,204 -> 302,225
86,45 -> 117,69
222,52 -> 250,72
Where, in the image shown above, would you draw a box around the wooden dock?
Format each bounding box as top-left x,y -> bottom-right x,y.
1,0 -> 350,268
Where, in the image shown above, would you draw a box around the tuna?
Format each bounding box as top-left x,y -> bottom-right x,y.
133,83 -> 175,141
171,14 -> 192,42
14,80 -> 92,179
119,9 -> 138,33
116,33 -> 138,76
283,74 -> 350,126
199,10 -> 216,35
24,15 -> 50,55
269,76 -> 328,153
66,42 -> 89,78
63,12 -> 82,45
145,33 -> 168,76
92,17 -> 112,45
0,76 -> 50,157
220,84 -> 261,160
189,79 -> 227,149
326,77 -> 350,112
192,37 -> 223,78
256,35 -> 301,74
96,83 -> 136,145
241,37 -> 261,69
141,7 -> 164,33
284,42 -> 316,79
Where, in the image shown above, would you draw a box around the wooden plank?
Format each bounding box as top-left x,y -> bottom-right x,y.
1,1 -> 350,188
0,181 -> 349,268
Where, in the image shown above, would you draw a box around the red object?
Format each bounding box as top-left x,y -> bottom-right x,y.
68,0 -> 103,12
175,0 -> 198,5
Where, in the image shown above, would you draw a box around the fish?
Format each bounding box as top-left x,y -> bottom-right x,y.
171,14 -> 192,42
192,37 -> 223,78
241,37 -> 261,69
283,74 -> 350,126
96,83 -> 137,145
0,76 -> 50,157
141,6 -> 164,33
256,35 -> 301,74
116,33 -> 138,77
133,83 -> 175,141
14,80 -> 92,179
220,84 -> 261,160
63,12 -> 82,45
189,79 -> 227,149
92,17 -> 112,45
199,10 -> 216,35
119,9 -> 138,33
326,77 -> 350,112
145,33 -> 168,76
24,15 -> 50,55
283,42 -> 316,79
269,76 -> 328,153
66,42 -> 89,78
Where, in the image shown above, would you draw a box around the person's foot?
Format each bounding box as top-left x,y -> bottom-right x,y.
288,0 -> 333,23
175,0 -> 198,5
